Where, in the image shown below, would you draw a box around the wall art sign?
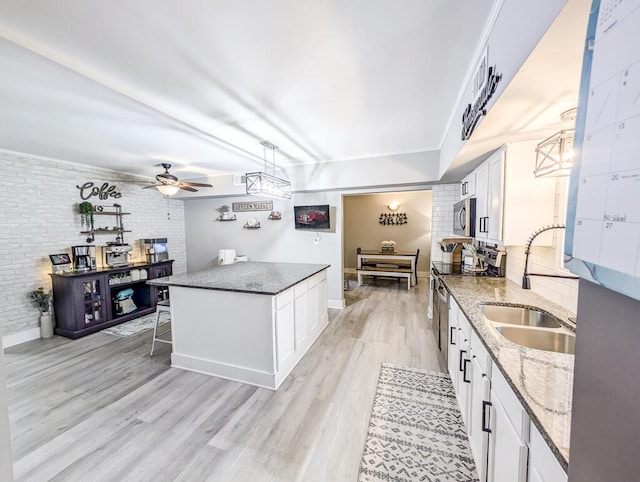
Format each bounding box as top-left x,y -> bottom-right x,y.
232,201 -> 273,212
461,64 -> 502,141
77,182 -> 122,200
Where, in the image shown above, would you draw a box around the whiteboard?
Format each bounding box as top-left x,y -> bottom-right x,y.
565,0 -> 640,301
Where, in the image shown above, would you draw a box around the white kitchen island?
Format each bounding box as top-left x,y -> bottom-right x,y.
148,262 -> 329,390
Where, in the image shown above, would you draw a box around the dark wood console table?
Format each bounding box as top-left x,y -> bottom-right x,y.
51,260 -> 173,339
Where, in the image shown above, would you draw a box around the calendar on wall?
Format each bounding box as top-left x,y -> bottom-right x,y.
565,0 -> 640,301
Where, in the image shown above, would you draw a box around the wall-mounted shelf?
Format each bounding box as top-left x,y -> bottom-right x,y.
244,223 -> 261,229
217,215 -> 237,221
81,230 -> 132,235
80,203 -> 129,242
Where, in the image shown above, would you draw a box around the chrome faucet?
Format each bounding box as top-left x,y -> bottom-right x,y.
522,224 -> 579,289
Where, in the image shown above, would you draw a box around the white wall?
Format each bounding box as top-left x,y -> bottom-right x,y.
0,150 -> 187,347
184,192 -> 344,307
0,324 -> 13,481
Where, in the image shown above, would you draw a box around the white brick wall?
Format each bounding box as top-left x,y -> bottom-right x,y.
0,150 -> 186,342
430,184 -> 460,263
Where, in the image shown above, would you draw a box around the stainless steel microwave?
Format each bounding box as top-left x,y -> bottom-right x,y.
453,198 -> 476,237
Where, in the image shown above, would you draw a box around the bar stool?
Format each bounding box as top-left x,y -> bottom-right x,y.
150,299 -> 171,356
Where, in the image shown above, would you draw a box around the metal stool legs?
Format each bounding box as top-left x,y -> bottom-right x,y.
150,299 -> 171,356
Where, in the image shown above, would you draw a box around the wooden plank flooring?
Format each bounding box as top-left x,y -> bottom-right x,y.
5,275 -> 444,481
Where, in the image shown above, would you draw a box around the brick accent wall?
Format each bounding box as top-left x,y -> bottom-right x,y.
0,150 -> 186,343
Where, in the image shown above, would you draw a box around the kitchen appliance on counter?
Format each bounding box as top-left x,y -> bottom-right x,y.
139,238 -> 169,264
453,198 -> 476,237
102,243 -> 132,267
71,245 -> 96,271
218,249 -> 237,265
431,246 -> 506,278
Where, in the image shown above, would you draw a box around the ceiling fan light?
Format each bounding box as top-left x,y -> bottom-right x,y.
156,184 -> 180,196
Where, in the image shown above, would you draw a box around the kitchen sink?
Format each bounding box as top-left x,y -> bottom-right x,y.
494,326 -> 576,355
479,304 -> 562,328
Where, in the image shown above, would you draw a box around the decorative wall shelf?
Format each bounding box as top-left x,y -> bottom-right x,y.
244,223 -> 261,229
217,215 -> 237,221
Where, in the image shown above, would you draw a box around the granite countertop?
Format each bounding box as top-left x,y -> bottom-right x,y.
439,273 -> 575,470
148,261 -> 330,295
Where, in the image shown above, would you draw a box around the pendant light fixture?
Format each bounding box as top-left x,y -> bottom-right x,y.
245,140 -> 291,199
534,108 -> 577,177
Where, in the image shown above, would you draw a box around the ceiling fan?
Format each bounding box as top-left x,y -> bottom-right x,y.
143,163 -> 212,195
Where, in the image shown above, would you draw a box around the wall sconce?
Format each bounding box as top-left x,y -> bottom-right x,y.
388,201 -> 399,211
534,108 -> 576,178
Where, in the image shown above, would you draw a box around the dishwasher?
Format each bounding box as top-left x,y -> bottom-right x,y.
431,268 -> 450,364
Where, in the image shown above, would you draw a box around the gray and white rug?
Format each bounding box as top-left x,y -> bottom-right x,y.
358,364 -> 479,482
102,313 -> 169,337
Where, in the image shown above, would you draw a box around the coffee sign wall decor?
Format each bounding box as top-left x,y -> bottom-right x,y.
77,182 -> 122,200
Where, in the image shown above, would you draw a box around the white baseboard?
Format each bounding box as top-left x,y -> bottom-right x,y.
328,298 -> 345,309
3,327 -> 41,349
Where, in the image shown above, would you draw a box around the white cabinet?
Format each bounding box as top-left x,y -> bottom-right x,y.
486,367 -> 530,482
528,422 -> 567,482
468,332 -> 492,482
294,282 -> 309,349
460,171 -> 476,199
456,313 -> 473,428
447,299 -> 460,389
472,142 -> 556,245
275,290 -> 296,371
475,148 -> 504,241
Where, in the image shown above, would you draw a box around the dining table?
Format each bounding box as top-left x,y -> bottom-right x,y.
357,249 -> 419,285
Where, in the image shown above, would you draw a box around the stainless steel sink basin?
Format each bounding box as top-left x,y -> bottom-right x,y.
495,326 -> 576,354
479,304 -> 562,328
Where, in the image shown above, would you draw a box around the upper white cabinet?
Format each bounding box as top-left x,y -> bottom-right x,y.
473,142 -> 556,246
460,171 -> 477,199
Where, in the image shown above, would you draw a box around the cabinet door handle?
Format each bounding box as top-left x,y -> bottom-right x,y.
450,326 -> 456,345
482,400 -> 492,433
459,350 -> 467,372
462,358 -> 471,383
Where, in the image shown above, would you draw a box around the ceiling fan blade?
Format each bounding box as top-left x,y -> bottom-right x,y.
179,181 -> 213,187
142,184 -> 162,189
179,186 -> 198,192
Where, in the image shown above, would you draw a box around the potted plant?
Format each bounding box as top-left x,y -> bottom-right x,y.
217,205 -> 232,220
28,287 -> 53,338
78,201 -> 94,231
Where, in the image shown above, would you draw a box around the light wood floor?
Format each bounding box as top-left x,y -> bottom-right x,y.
5,275 -> 443,481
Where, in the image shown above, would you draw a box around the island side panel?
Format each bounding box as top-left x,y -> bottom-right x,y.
169,286 -> 276,388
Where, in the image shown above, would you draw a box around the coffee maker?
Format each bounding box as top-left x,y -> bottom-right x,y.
71,245 -> 96,271
102,243 -> 133,267
139,238 -> 169,264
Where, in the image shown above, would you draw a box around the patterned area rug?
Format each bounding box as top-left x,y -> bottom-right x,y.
102,313 -> 169,337
358,364 -> 479,482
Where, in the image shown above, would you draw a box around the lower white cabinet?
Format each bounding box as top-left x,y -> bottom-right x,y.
528,422 -> 567,482
468,333 -> 491,482
446,304 -> 565,482
486,366 -> 530,482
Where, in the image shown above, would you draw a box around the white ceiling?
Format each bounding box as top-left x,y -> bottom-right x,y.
0,0 -> 494,181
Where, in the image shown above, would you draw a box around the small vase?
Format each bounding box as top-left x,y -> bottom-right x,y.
40,313 -> 53,339
221,212 -> 230,220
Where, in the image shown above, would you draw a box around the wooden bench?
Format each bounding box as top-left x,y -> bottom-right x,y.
356,266 -> 413,290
